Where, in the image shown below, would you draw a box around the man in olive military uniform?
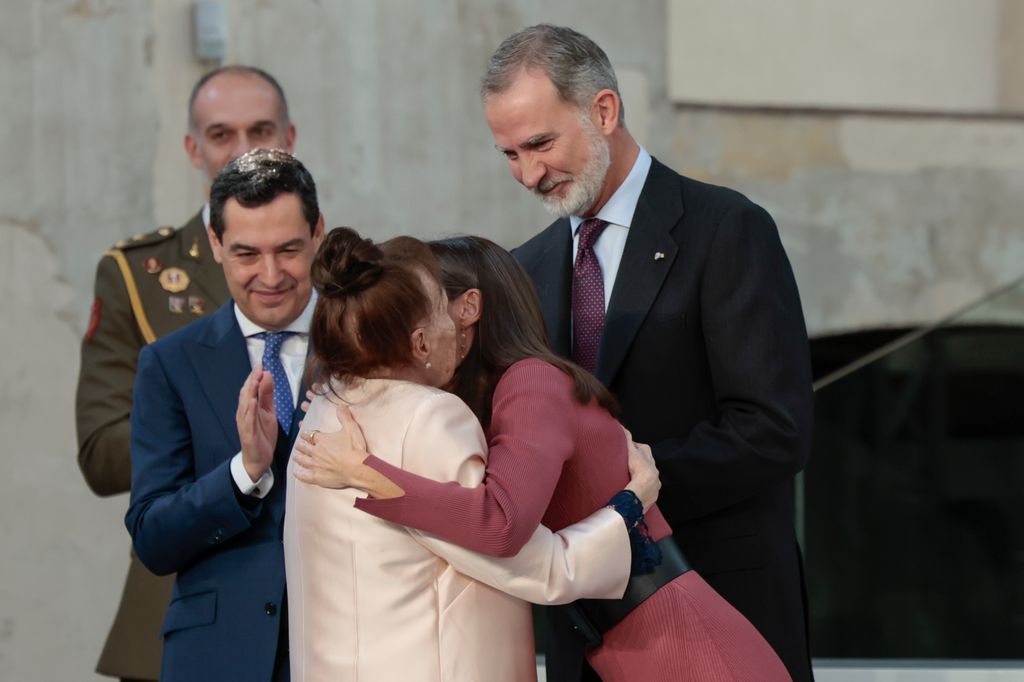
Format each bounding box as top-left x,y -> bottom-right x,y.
75,65 -> 296,681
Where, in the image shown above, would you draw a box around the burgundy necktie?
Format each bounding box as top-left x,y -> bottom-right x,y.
572,218 -> 609,373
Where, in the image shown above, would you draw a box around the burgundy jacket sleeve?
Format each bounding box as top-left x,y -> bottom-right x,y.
355,360 -> 575,557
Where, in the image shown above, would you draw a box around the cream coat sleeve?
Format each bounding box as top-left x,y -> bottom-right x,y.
401,392 -> 630,605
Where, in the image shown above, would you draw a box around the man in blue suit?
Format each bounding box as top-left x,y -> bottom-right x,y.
125,148 -> 324,681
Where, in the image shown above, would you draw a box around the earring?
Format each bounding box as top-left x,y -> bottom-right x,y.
459,328 -> 468,359
425,361 -> 432,369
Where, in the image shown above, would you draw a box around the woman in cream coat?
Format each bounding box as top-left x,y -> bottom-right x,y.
284,229 -> 654,682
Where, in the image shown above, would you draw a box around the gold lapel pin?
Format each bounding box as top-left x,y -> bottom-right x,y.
654,251 -> 666,261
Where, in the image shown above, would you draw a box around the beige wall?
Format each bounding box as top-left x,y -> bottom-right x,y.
670,109 -> 1024,334
664,0 -> 1024,333
667,0 -> 1024,114
998,0 -> 1024,110
1,1 -> 1022,679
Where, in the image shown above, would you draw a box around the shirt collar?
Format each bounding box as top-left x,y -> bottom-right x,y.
234,290 -> 318,338
570,146 -> 652,235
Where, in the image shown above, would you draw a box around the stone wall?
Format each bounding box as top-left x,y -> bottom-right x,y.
671,111 -> 1024,334
1,1 -> 1020,678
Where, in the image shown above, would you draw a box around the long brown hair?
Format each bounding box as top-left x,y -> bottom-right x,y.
307,227 -> 441,391
429,236 -> 615,426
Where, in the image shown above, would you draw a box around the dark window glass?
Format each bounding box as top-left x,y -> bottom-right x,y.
805,277 -> 1024,659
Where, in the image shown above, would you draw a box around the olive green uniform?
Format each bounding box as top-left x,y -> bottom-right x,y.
75,211 -> 229,680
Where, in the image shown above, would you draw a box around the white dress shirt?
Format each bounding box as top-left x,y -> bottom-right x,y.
229,292 -> 317,498
569,146 -> 652,309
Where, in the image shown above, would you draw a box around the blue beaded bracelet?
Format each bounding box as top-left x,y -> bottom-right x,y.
607,490 -> 644,529
606,489 -> 662,575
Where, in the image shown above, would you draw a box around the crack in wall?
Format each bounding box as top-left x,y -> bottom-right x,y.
0,217 -> 84,338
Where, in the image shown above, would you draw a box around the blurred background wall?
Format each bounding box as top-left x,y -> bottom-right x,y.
1,0 -> 1021,678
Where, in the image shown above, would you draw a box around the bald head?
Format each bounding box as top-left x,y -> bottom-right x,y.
184,66 -> 296,186
188,66 -> 289,131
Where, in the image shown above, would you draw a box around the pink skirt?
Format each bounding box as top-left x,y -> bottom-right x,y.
586,571 -> 792,681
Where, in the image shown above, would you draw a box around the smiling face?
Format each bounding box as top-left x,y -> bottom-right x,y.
208,192 -> 323,331
185,71 -> 296,185
485,70 -> 612,218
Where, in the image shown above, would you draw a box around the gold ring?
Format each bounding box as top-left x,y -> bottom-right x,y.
308,429 -> 320,445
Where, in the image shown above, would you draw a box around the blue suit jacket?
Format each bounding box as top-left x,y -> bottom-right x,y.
125,300 -> 303,682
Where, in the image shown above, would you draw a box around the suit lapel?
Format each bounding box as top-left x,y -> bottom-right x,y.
272,367 -> 309,528
286,375 -> 308,443
186,301 -> 251,452
596,159 -> 684,386
531,221 -> 574,357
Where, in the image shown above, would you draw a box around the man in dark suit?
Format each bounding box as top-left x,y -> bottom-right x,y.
125,149 -> 323,681
482,25 -> 815,682
76,65 -> 295,682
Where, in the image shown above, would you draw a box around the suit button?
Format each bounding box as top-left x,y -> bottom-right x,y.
265,602 -> 277,616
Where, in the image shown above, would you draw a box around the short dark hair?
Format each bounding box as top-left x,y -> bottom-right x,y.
208,149 -> 319,242
481,24 -> 624,125
429,236 -> 615,426
187,65 -> 290,131
308,227 -> 443,389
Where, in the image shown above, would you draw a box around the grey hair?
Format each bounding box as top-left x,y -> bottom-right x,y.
481,24 -> 625,125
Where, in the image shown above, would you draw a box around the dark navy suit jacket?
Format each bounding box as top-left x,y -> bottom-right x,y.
516,158 -> 815,682
125,300 -> 302,682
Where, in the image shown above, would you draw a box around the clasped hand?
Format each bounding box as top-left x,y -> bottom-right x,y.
292,405 -> 369,489
622,428 -> 660,512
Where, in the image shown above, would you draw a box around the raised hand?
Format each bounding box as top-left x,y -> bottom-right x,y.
237,365 -> 278,482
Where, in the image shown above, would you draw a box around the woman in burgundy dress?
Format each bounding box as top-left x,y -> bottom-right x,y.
293,236 -> 790,682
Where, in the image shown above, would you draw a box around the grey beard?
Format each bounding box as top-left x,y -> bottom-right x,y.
534,119 -> 611,218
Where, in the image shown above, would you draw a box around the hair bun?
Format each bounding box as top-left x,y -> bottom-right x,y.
313,227 -> 384,299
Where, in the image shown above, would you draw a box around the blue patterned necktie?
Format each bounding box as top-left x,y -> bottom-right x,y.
255,331 -> 295,431
572,218 -> 609,373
